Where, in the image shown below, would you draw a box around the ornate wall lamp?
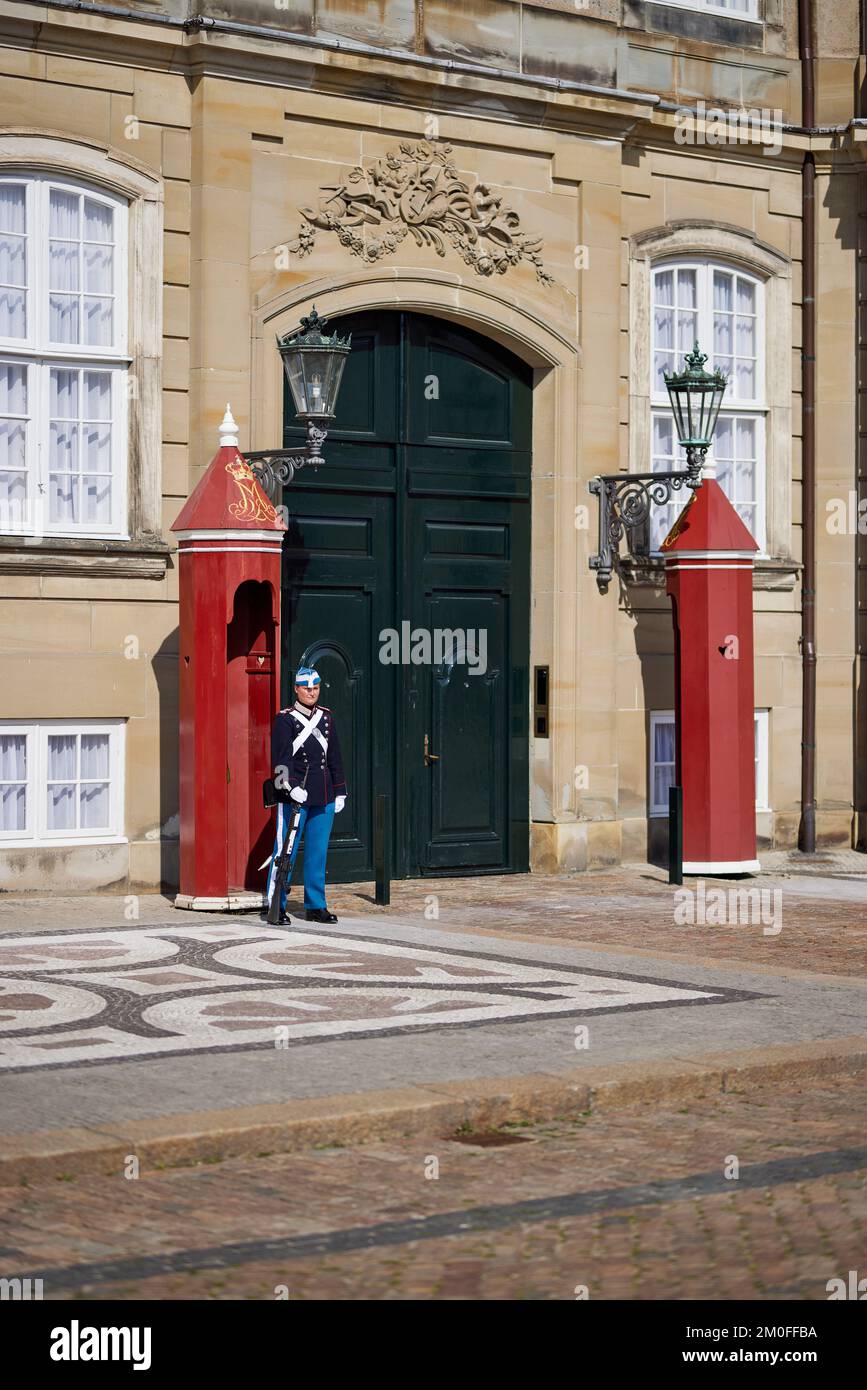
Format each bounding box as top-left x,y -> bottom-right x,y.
247,307 -> 352,498
588,343 -> 727,593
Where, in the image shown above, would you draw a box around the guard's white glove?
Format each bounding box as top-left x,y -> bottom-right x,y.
289,786 -> 308,804
334,795 -> 346,814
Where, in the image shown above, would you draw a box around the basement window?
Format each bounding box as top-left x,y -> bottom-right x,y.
649,709 -> 769,816
0,719 -> 126,846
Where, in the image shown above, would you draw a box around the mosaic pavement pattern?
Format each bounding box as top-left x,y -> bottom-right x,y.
0,924 -> 751,1071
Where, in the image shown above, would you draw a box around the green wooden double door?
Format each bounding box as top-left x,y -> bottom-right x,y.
281,311 -> 531,881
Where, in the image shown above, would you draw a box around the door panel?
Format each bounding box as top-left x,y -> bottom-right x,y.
406,494 -> 526,874
281,310 -> 530,881
281,493 -> 394,881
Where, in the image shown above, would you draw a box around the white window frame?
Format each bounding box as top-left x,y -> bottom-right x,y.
649,710 -> 769,816
754,708 -> 769,812
0,719 -> 126,847
0,172 -> 129,540
647,0 -> 760,21
649,256 -> 767,555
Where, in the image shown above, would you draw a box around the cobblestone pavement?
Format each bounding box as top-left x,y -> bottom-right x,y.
2,865 -> 864,978
4,1074 -> 864,1300
334,870 -> 867,979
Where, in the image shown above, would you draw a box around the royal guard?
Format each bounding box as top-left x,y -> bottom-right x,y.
265,666 -> 347,925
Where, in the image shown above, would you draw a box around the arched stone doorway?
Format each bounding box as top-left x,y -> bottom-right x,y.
279,309 -> 532,881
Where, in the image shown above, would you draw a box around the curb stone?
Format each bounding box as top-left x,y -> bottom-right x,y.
2,1035 -> 866,1187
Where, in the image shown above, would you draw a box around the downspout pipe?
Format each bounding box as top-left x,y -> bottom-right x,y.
798,0 -> 817,854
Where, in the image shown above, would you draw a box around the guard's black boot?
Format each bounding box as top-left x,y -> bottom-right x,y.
261,908 -> 291,925
306,908 -> 338,924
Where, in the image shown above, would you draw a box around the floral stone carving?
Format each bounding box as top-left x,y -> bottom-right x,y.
287,140 -> 555,285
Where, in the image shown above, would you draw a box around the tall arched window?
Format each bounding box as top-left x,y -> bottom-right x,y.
0,172 -> 128,538
649,257 -> 765,551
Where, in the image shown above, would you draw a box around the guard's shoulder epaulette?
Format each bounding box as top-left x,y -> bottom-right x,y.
318,705 -> 332,714
277,707 -> 295,716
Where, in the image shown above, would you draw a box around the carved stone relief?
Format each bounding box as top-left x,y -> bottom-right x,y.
287,140 -> 555,285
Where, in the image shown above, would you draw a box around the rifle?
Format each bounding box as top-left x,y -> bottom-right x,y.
263,777 -> 303,925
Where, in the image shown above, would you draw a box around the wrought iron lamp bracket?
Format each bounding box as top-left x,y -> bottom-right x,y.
247,419 -> 330,500
588,448 -> 705,594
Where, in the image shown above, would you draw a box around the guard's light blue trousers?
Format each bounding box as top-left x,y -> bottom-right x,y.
266,801 -> 335,915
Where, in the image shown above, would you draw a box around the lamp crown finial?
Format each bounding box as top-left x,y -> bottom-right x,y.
219,402 -> 239,449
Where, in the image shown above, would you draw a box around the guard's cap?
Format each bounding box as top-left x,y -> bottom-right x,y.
294,666 -> 321,688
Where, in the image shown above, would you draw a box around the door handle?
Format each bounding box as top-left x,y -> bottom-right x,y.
424,733 -> 439,766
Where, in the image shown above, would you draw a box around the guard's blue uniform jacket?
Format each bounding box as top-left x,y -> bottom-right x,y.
271,702 -> 347,807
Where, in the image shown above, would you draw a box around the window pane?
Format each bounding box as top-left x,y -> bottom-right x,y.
653,414 -> 673,454
51,368 -> 79,419
677,269 -> 697,308
654,270 -> 673,306
49,239 -> 79,292
736,277 -> 755,314
653,766 -> 675,810
80,733 -> 109,779
1,783 -> 26,832
714,312 -> 732,355
83,422 -> 111,470
0,468 -> 26,516
84,244 -> 112,294
49,189 -> 80,239
715,415 -> 733,456
84,371 -> 111,420
713,270 -> 733,312
48,734 -> 77,780
735,314 -> 754,358
83,296 -> 113,347
0,360 -> 26,414
654,720 -> 675,767
677,310 -> 697,352
50,293 -> 80,343
735,359 -> 755,398
50,420 -> 77,473
653,349 -> 674,394
49,472 -> 78,525
715,354 -> 732,383
736,416 -> 756,461
84,199 -> 113,243
80,782 -> 109,828
735,457 -> 755,504
0,184 -> 25,235
0,234 -> 25,287
47,782 -> 76,830
654,307 -> 673,349
82,474 -> 111,524
0,288 -> 25,338
0,732 -> 26,780
0,360 -> 27,511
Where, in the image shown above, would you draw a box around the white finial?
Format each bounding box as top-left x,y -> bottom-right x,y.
219,402 -> 239,449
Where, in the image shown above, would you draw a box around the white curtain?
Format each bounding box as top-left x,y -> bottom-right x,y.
735,277 -> 756,398
83,371 -> 112,523
653,721 -> 676,810
47,733 -> 77,831
49,189 -> 80,344
0,361 -> 27,515
83,198 -> 113,347
0,733 -> 26,832
49,368 -> 78,525
80,733 -> 110,828
0,183 -> 26,338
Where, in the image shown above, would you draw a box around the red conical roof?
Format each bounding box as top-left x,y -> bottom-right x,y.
660,477 -> 758,554
172,445 -> 286,533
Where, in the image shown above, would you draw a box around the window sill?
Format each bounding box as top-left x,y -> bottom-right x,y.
621,555 -> 800,592
0,536 -> 170,580
0,836 -> 128,849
